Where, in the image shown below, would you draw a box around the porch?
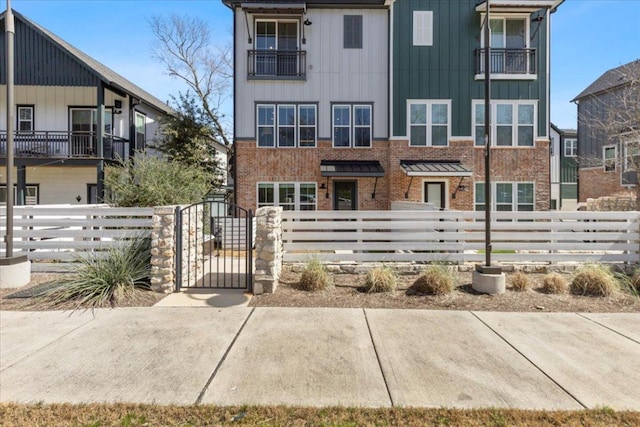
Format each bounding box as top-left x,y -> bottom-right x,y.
0,131 -> 129,160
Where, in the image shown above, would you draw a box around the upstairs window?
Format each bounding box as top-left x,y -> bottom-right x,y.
474,101 -> 536,147
17,106 -> 34,132
603,145 -> 616,172
344,15 -> 363,49
408,100 -> 450,146
413,11 -> 433,46
134,111 -> 146,151
252,20 -> 302,78
257,104 -> 317,148
564,138 -> 577,157
333,104 -> 371,148
624,142 -> 639,173
476,14 -> 535,77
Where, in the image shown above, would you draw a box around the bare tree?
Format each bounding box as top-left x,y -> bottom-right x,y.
149,14 -> 232,147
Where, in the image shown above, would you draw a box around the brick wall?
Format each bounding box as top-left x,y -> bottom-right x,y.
578,168 -> 633,203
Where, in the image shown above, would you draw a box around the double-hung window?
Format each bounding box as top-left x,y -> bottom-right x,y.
624,142 -> 639,173
603,145 -> 616,172
257,182 -> 317,210
474,101 -> 536,147
17,106 -> 34,132
475,182 -> 534,212
333,104 -> 371,148
564,138 -> 577,157
408,100 -> 450,146
257,104 -> 317,148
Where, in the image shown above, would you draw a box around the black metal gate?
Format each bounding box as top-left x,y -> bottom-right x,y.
175,201 -> 253,292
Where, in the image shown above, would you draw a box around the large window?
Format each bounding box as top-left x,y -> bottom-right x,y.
333,104 -> 371,148
603,145 -> 616,172
474,101 -> 536,147
257,182 -> 317,210
17,105 -> 34,132
475,182 -> 534,212
255,20 -> 299,76
409,100 -> 450,146
564,138 -> 577,157
257,104 -> 317,148
69,108 -> 113,156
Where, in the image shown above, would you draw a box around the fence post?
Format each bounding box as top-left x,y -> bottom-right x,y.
253,206 -> 283,294
150,206 -> 178,293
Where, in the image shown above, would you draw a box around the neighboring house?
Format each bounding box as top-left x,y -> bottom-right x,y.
223,0 -> 562,212
550,123 -> 577,210
572,59 -> 640,203
0,10 -> 172,205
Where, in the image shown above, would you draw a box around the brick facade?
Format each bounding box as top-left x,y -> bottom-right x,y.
578,168 -> 634,203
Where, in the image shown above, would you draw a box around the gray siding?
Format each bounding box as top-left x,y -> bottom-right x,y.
233,8 -> 389,140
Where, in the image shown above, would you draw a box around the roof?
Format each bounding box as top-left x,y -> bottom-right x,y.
223,0 -> 386,8
1,9 -> 172,115
400,160 -> 473,177
320,160 -> 385,177
572,59 -> 640,102
475,0 -> 563,13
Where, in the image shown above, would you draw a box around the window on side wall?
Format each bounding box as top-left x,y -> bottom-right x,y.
333,104 -> 371,148
17,105 -> 34,132
257,182 -> 317,210
409,100 -> 450,146
413,11 -> 433,46
603,145 -> 616,172
257,104 -> 316,148
564,138 -> 577,157
344,15 -> 363,49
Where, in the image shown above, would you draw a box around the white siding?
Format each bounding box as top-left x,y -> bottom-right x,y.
234,8 -> 389,140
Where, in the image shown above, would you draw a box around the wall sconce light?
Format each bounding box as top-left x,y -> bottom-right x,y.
319,183 -> 326,189
304,18 -> 312,26
76,195 -> 82,203
113,99 -> 122,115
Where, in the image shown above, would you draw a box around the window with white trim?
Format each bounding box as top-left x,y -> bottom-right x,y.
475,182 -> 534,212
409,100 -> 450,146
333,104 -> 371,148
624,142 -> 639,173
603,145 -> 616,172
473,100 -> 536,147
17,106 -> 34,132
477,15 -> 532,76
257,182 -> 317,210
564,138 -> 577,157
413,11 -> 433,46
257,104 -> 316,148
0,184 -> 39,205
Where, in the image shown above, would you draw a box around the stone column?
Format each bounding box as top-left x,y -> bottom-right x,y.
253,206 -> 283,294
150,206 -> 177,293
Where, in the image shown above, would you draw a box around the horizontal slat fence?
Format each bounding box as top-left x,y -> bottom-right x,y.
282,210 -> 639,265
1,205 -> 153,272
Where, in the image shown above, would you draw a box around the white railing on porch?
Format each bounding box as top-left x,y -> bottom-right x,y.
0,205 -> 153,272
282,210 -> 640,265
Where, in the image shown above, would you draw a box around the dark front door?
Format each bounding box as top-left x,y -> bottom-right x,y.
424,181 -> 446,209
334,181 -> 357,210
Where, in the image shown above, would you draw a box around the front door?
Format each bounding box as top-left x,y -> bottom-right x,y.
424,181 -> 445,209
334,181 -> 357,210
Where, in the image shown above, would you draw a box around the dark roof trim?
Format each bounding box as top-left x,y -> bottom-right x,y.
400,160 -> 473,177
224,0 -> 386,9
320,160 -> 385,177
241,2 -> 305,13
572,59 -> 640,102
475,0 -> 562,12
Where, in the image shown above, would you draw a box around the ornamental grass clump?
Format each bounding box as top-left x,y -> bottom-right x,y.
541,273 -> 569,294
509,271 -> 530,292
48,237 -> 151,309
363,266 -> 398,293
298,258 -> 333,291
570,264 -> 618,297
410,264 -> 455,296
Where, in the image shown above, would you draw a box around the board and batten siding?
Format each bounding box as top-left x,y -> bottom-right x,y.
392,0 -> 548,139
234,8 -> 389,140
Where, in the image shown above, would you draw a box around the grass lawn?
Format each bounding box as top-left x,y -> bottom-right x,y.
1,404 -> 639,426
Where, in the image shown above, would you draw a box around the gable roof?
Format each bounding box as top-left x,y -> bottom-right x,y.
0,9 -> 172,115
572,59 -> 640,102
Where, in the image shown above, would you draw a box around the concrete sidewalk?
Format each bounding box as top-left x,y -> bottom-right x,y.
1,308 -> 638,409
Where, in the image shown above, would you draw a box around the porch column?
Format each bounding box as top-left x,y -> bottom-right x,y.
129,97 -> 136,157
96,82 -> 105,202
15,163 -> 26,205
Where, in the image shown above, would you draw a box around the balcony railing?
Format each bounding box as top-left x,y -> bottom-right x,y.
0,131 -> 129,160
474,48 -> 537,76
247,49 -> 307,80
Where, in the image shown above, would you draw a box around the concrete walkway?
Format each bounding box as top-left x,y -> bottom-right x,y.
1,308 -> 639,409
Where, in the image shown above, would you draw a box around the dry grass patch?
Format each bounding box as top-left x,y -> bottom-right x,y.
542,273 -> 569,294
509,271 -> 530,292
363,266 -> 397,293
1,403 -> 639,427
298,258 -> 333,291
571,264 -> 619,297
409,264 -> 455,295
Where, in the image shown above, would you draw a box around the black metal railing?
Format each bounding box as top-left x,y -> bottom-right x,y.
247,49 -> 307,79
0,131 -> 129,160
474,48 -> 537,75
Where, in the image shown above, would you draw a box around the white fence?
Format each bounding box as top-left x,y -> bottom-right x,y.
282,210 -> 640,265
0,205 -> 153,272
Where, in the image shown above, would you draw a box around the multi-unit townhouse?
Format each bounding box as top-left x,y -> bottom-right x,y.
0,10 -> 172,205
572,59 -> 639,204
224,0 -> 562,212
550,123 -> 577,210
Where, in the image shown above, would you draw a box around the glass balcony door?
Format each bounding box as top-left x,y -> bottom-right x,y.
255,20 -> 299,76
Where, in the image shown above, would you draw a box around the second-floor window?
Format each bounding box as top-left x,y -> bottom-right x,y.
564,138 -> 577,157
254,20 -> 300,77
344,15 -> 363,49
135,111 -> 146,151
17,106 -> 34,132
476,14 -> 535,76
624,142 -> 639,173
257,104 -> 317,148
333,104 -> 371,148
603,145 -> 616,172
474,101 -> 536,147
408,100 -> 450,146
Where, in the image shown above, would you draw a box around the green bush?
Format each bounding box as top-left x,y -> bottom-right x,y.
541,273 -> 568,294
48,237 -> 152,309
410,264 -> 455,295
363,266 -> 397,293
509,271 -> 530,292
298,259 -> 333,291
104,154 -> 211,207
570,264 -> 619,297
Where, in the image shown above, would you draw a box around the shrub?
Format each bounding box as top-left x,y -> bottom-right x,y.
48,237 -> 151,309
509,271 -> 530,292
298,259 -> 333,291
632,270 -> 640,293
363,266 -> 397,293
541,273 -> 568,294
570,264 -> 618,297
615,269 -> 640,298
410,264 -> 455,295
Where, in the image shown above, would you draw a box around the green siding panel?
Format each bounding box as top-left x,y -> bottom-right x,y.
561,183 -> 578,199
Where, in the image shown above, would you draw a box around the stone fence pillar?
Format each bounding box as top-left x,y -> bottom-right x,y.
253,206 -> 283,294
150,206 -> 177,293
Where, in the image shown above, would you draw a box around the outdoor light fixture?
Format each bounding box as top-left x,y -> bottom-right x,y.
303,18 -> 312,26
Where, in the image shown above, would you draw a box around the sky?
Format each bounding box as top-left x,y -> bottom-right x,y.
6,0 -> 640,131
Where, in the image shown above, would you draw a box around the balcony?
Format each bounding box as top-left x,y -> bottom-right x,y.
0,131 -> 129,161
247,49 -> 307,80
474,48 -> 537,79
